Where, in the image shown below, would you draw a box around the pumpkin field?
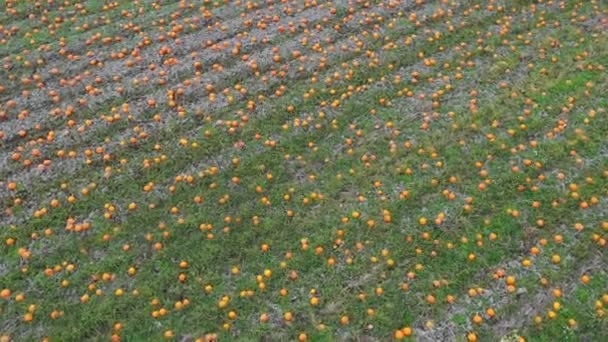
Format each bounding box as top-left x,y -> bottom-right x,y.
1,0 -> 607,340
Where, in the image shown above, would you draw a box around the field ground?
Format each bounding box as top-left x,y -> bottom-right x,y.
1,0 -> 608,341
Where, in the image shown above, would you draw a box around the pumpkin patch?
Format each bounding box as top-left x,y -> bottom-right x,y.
0,0 -> 607,340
